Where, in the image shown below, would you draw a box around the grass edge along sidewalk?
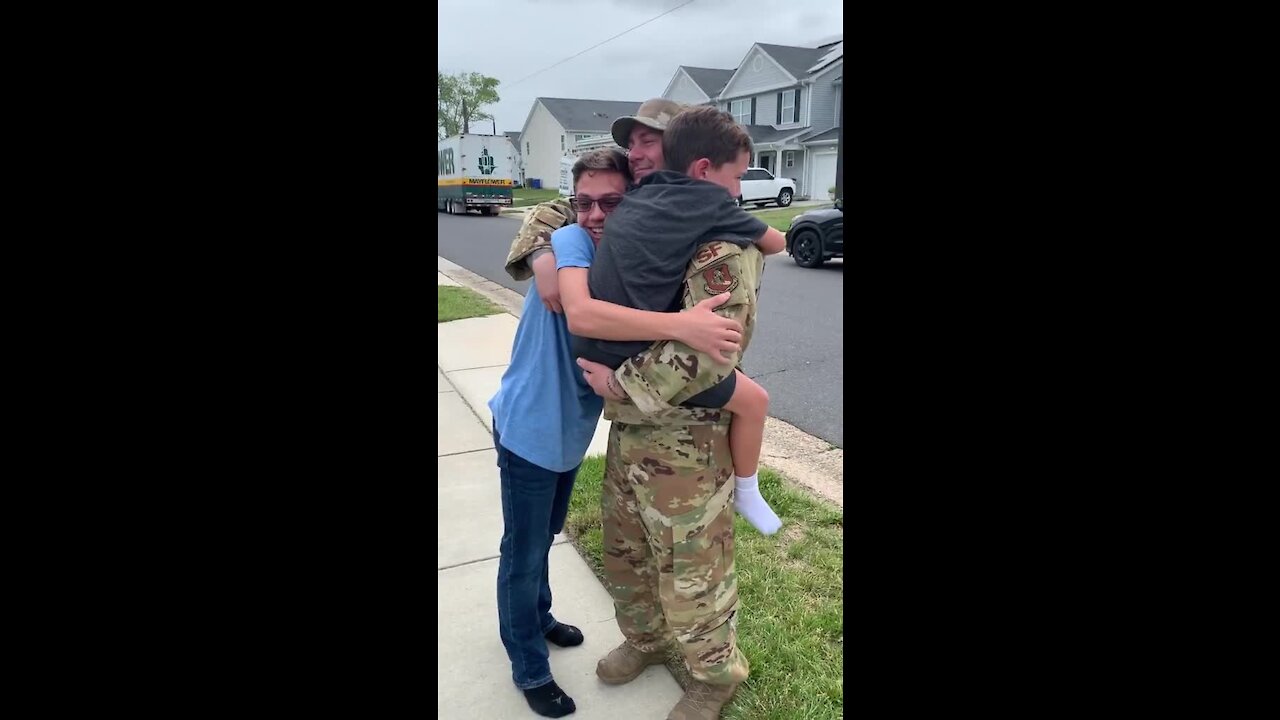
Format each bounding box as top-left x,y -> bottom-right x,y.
751,202 -> 835,231
438,285 -> 504,323
565,458 -> 844,719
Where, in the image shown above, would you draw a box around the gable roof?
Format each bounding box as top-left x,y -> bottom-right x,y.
800,127 -> 839,144
745,125 -> 809,146
756,43 -> 826,80
682,66 -> 735,99
537,98 -> 643,133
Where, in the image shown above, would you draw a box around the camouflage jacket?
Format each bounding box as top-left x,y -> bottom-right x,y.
606,242 -> 765,427
503,198 -> 576,281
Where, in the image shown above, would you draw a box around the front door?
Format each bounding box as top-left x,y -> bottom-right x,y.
758,152 -> 772,172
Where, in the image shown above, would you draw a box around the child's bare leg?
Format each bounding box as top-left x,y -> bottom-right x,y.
722,370 -> 781,535
723,370 -> 767,476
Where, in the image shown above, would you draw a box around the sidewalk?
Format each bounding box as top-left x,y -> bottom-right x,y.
437,270 -> 681,719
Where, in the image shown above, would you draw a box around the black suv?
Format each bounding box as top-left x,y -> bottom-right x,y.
785,199 -> 843,267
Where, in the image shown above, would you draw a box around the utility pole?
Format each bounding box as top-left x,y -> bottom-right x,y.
492,118 -> 496,135
462,97 -> 469,134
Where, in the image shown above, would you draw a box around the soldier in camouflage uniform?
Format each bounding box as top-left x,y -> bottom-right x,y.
502,99 -> 769,720
584,241 -> 764,720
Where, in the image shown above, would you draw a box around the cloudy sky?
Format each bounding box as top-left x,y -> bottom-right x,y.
437,0 -> 843,136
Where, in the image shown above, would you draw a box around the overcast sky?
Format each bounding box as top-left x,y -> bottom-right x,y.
438,0 -> 843,136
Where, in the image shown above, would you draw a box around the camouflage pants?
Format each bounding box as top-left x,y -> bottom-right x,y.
601,420 -> 750,687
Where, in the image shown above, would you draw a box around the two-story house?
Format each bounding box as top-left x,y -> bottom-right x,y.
517,97 -> 642,189
660,39 -> 843,199
797,42 -> 843,198
576,67 -> 733,159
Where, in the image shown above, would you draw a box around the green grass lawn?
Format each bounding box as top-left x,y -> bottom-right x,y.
437,285 -> 503,323
750,203 -> 835,232
565,458 -> 844,719
511,188 -> 563,207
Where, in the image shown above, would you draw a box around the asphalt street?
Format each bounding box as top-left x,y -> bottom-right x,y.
437,211 -> 843,447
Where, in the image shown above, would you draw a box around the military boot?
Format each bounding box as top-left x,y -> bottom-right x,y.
666,680 -> 739,720
595,641 -> 667,685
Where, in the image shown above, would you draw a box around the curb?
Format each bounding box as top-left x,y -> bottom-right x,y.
437,257 -> 527,318
741,201 -> 833,214
437,256 -> 843,508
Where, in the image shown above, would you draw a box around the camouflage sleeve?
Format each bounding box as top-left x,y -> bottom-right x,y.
503,198 -> 576,281
612,242 -> 765,415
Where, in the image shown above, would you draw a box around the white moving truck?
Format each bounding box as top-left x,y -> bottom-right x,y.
437,133 -> 517,216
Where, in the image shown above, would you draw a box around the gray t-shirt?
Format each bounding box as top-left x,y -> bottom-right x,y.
578,170 -> 767,366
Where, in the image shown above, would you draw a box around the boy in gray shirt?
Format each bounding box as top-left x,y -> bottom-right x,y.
576,105 -> 785,535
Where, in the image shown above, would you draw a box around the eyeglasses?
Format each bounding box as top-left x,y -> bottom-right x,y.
571,194 -> 624,213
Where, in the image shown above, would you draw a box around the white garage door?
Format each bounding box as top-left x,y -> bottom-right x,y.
810,151 -> 838,198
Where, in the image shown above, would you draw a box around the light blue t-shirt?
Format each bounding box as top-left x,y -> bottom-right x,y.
488,224 -> 604,472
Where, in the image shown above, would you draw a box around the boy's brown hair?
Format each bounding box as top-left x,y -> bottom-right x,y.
662,105 -> 753,175
571,147 -> 630,188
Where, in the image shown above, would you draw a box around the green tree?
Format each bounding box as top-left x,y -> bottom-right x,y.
438,71 -> 500,139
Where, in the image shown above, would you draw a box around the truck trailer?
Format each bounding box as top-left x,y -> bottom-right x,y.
438,133 -> 517,216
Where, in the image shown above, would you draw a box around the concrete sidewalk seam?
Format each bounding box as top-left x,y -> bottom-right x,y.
438,554 -> 500,571
438,447 -> 494,460
437,534 -> 572,574
439,362 -> 499,431
446,362 -> 509,372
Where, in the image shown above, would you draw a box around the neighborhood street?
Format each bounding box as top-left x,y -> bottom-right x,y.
437,212 -> 844,447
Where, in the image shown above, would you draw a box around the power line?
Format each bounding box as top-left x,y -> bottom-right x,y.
505,0 -> 698,88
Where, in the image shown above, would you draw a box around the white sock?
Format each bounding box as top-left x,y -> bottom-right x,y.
734,474 -> 781,535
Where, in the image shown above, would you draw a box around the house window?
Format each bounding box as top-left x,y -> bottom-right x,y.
781,91 -> 796,124
526,142 -> 530,154
785,151 -> 795,168
730,99 -> 751,125
561,135 -> 565,151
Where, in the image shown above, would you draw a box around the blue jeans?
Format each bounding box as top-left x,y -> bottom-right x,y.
494,425 -> 579,690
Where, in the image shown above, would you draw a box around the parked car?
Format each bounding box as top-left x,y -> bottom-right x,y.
737,167 -> 796,208
785,199 -> 843,267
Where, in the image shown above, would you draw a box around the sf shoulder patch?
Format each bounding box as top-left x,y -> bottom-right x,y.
690,241 -> 743,274
702,262 -> 739,295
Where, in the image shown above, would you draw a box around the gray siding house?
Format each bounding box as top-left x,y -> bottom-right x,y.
661,39 -> 843,198
661,66 -> 735,106
517,97 -> 642,188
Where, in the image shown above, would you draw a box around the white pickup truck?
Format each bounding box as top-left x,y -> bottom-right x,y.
737,167 -> 796,208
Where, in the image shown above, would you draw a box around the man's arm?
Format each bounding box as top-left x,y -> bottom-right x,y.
606,242 -> 764,415
530,249 -> 562,314
502,198 -> 575,281
757,226 -> 786,255
558,266 -> 740,362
